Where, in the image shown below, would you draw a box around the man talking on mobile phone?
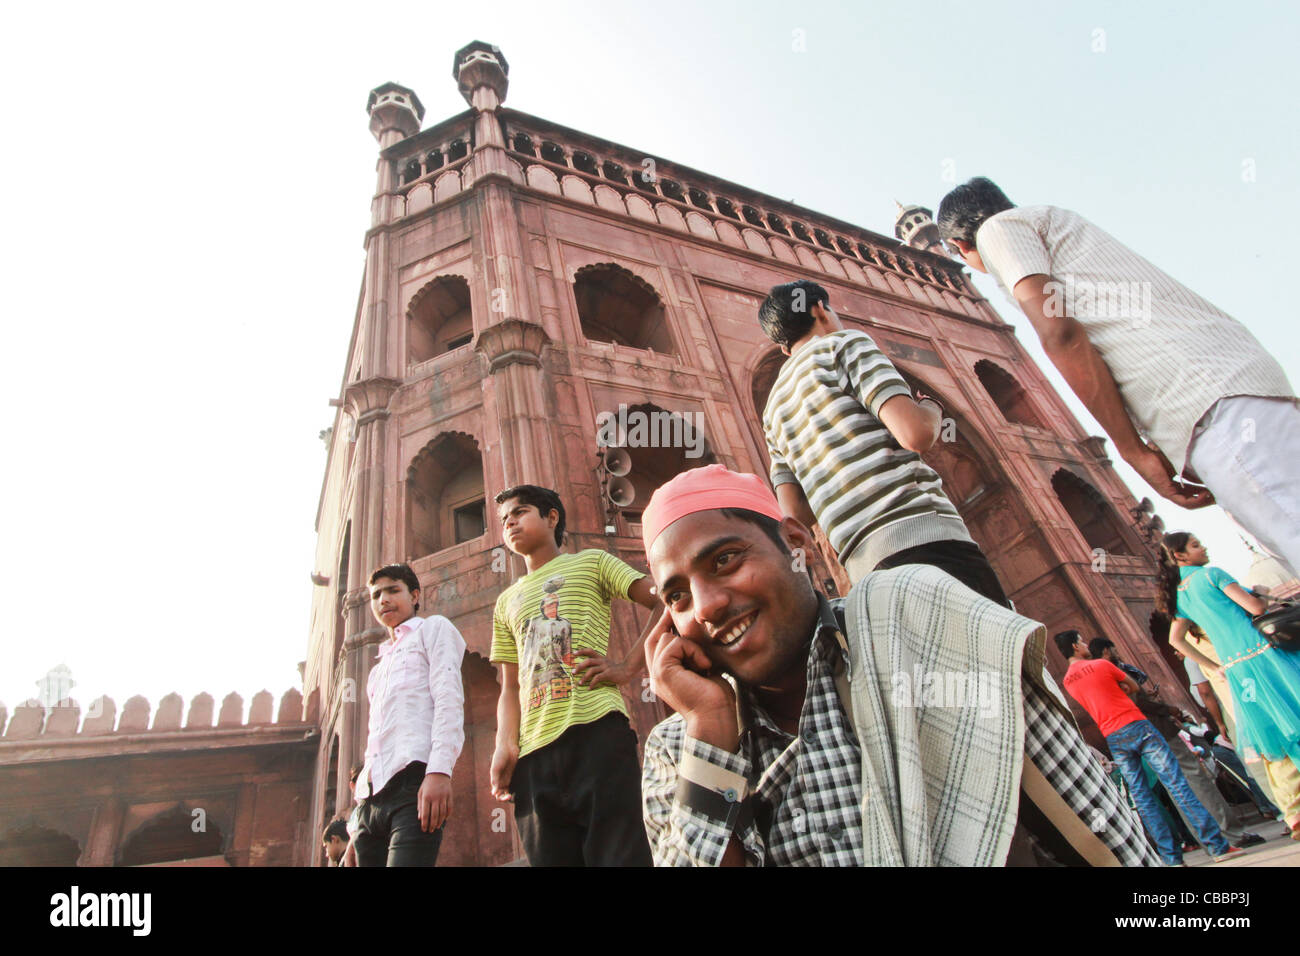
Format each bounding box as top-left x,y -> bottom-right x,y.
638,465 -> 1160,867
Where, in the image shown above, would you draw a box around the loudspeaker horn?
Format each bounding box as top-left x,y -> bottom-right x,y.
607,476 -> 636,508
604,448 -> 632,477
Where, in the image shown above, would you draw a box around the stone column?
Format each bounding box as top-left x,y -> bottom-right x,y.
475,319 -> 556,489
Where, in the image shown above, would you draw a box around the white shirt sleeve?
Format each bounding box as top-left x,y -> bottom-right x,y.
975,212 -> 1053,293
423,616 -> 467,777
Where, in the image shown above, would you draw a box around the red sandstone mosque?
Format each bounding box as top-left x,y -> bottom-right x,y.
6,41 -> 1276,866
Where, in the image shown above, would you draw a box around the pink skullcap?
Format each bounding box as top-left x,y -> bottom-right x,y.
641,464 -> 784,552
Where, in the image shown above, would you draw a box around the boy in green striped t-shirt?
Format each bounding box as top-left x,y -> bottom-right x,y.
757,279 -> 1010,607
489,484 -> 660,865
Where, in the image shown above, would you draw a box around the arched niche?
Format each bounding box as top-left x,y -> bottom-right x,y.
1052,469 -> 1135,556
573,264 -> 676,355
975,359 -> 1048,428
603,403 -> 716,535
0,823 -> 82,866
408,275 -> 473,365
407,432 -> 486,558
118,807 -> 225,866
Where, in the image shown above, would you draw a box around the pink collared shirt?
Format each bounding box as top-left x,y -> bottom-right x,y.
357,614 -> 466,799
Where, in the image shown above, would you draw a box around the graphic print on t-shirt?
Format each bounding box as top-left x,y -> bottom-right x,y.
518,575 -> 574,713
491,549 -> 642,757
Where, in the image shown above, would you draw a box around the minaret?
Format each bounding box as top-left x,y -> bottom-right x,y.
894,201 -> 947,257
455,42 -> 557,489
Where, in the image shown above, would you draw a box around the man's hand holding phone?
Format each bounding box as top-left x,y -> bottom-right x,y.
644,607 -> 740,752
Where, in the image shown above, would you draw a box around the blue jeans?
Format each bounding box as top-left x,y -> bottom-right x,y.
1106,720 -> 1230,863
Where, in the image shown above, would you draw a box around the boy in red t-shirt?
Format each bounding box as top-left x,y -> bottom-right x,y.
1055,630 -> 1234,866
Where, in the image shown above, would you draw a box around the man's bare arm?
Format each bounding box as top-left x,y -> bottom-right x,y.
490,663 -> 521,800
775,481 -> 818,529
1012,274 -> 1213,510
877,394 -> 942,453
575,577 -> 665,687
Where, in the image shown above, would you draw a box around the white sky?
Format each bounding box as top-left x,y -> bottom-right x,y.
2,1 -> 1296,718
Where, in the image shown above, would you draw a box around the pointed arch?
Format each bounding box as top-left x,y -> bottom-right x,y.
1052,468 -> 1136,556
975,359 -> 1048,428
573,263 -> 676,355
118,805 -> 226,866
406,431 -> 486,558
602,402 -> 716,536
408,275 -> 473,365
0,823 -> 81,866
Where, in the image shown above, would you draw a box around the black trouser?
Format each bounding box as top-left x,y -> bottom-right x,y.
875,539 -> 1012,609
355,761 -> 443,867
512,713 -> 653,867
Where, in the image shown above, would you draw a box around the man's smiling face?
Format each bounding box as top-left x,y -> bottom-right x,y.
648,510 -> 819,689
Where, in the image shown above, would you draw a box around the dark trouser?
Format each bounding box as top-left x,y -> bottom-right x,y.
512,713 -> 653,867
355,761 -> 443,867
874,539 -> 1012,609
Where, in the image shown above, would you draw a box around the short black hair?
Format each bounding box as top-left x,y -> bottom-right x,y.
494,484 -> 566,547
368,563 -> 421,613
322,819 -> 349,843
718,508 -> 790,556
1053,629 -> 1084,660
757,280 -> 829,349
936,177 -> 1016,246
1088,637 -> 1115,660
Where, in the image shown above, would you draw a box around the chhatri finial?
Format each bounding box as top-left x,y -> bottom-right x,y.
453,41 -> 509,110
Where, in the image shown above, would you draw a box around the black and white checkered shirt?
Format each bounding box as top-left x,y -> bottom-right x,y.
642,586 -> 1161,867
643,597 -> 863,866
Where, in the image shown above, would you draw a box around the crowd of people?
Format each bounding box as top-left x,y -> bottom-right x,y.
321,178 -> 1298,866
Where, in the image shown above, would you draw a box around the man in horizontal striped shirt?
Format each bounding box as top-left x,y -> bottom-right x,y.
937,177 -> 1298,576
757,279 -> 1010,604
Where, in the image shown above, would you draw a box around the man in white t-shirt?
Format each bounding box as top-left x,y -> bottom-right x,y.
937,177 -> 1298,575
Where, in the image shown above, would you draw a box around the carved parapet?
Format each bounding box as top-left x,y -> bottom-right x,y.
44,699 -> 80,737
217,692 -> 244,728
5,700 -> 44,739
81,696 -> 117,735
278,688 -> 303,723
0,688 -> 311,744
0,701 -> 6,735
186,692 -> 214,729
153,693 -> 183,731
475,318 -> 551,372
304,688 -> 321,725
119,695 -> 151,732
248,690 -> 274,725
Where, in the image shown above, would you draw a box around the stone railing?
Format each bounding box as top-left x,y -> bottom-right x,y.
387,119 -> 477,218
496,117 -> 988,321
0,688 -> 314,741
